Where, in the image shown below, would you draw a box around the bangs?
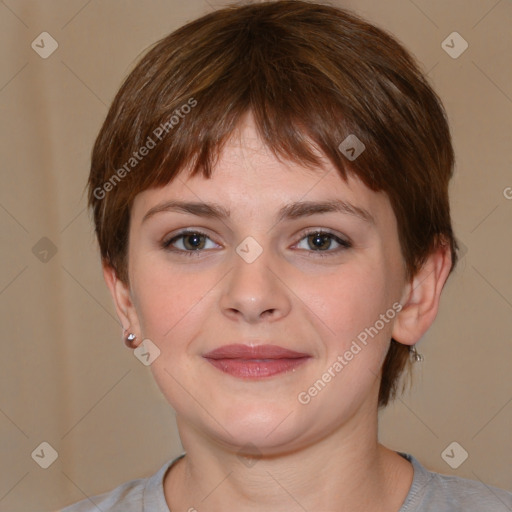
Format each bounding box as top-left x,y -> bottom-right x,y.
119,26 -> 378,197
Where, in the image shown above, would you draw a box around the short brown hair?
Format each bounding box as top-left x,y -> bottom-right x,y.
88,0 -> 459,407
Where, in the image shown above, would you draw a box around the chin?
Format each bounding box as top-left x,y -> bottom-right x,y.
209,403 -> 311,454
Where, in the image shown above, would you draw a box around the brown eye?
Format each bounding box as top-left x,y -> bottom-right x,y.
162,230 -> 218,254
181,232 -> 206,250
307,233 -> 334,251
295,230 -> 351,256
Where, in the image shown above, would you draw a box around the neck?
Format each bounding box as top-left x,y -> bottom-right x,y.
164,407 -> 413,512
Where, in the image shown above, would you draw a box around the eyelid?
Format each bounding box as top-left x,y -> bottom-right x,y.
295,227 -> 350,243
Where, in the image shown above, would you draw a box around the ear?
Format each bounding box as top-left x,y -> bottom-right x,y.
392,241 -> 453,346
102,263 -> 142,346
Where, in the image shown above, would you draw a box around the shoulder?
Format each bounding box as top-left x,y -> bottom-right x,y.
57,454 -> 185,512
57,475 -> 147,512
400,452 -> 512,512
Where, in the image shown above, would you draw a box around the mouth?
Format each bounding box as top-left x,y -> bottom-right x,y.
202,344 -> 311,379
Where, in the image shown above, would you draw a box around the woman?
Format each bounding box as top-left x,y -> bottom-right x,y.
59,1 -> 512,510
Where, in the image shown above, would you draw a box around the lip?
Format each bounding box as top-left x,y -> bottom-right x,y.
203,344 -> 311,379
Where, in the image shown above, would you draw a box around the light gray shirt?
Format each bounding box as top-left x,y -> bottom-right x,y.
58,452 -> 512,511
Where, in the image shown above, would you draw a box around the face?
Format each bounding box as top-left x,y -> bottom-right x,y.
123,113 -> 409,454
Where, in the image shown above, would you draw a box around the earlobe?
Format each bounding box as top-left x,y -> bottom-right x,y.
392,242 -> 452,346
102,263 -> 141,344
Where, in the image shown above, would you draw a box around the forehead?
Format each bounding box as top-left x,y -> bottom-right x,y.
132,113 -> 393,226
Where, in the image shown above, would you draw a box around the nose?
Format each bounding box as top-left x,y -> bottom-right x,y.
219,246 -> 292,324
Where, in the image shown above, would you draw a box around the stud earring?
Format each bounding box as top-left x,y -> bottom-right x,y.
124,331 -> 136,348
410,345 -> 424,362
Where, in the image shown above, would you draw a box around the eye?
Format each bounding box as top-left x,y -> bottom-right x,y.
161,229 -> 351,257
294,230 -> 352,256
162,230 -> 219,255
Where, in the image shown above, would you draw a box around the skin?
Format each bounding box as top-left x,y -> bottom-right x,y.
104,111 -> 452,511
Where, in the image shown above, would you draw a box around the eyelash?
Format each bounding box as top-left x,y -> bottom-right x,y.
161,229 -> 352,258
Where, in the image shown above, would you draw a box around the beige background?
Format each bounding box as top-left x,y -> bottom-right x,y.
0,1 -> 511,511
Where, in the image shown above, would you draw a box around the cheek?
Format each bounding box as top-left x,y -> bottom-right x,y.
130,256 -> 210,341
131,265 -> 211,404
295,263 -> 391,345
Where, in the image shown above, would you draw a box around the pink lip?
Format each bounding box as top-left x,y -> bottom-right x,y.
203,344 -> 311,379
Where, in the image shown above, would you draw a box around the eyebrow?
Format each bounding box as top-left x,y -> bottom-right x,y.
141,199 -> 374,225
